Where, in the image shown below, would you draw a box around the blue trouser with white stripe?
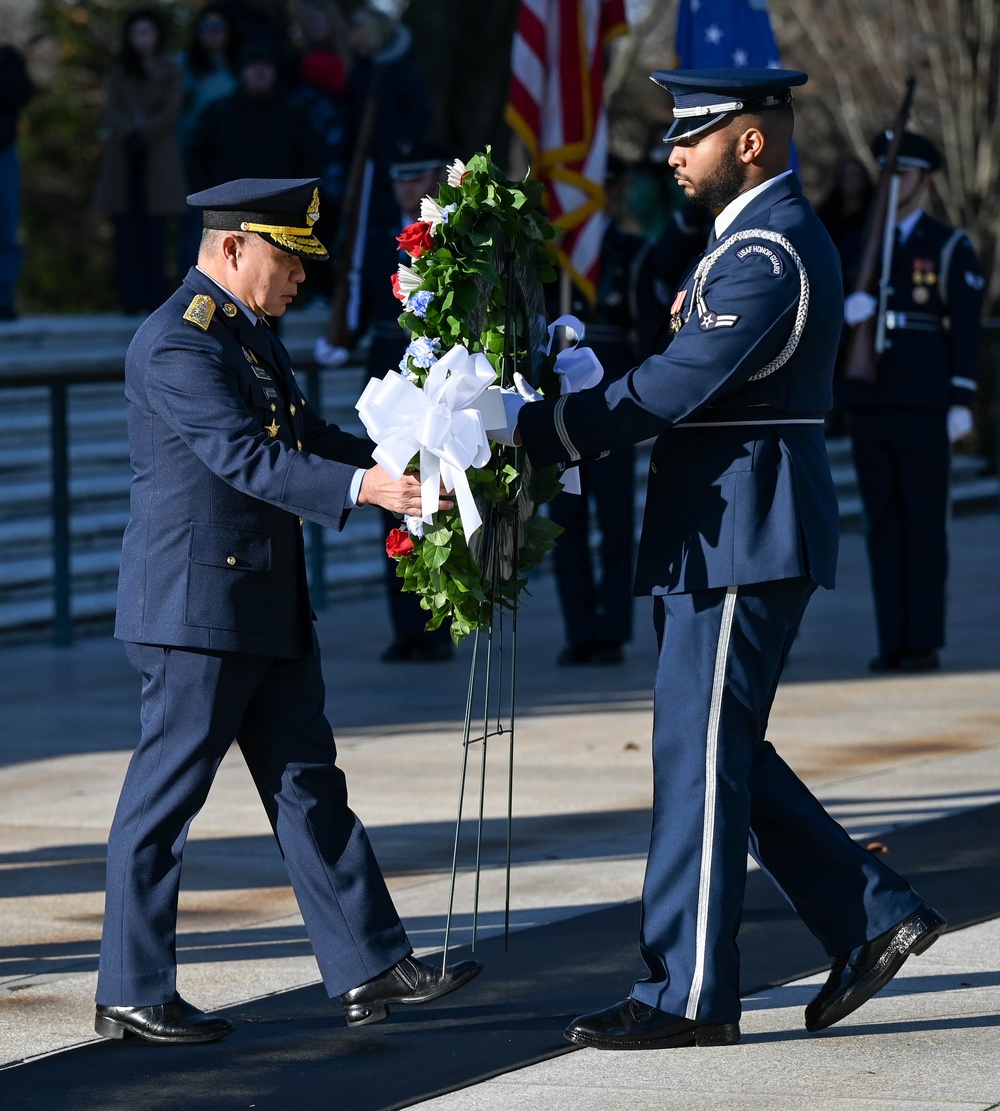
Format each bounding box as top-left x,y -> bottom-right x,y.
632,580 -> 923,1023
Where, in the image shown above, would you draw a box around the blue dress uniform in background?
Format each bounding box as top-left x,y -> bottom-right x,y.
516,71 -> 937,1037
548,208 -> 644,666
843,132 -> 984,671
99,179 -> 414,1012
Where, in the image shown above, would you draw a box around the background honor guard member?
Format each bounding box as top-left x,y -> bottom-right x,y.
96,177 -> 479,1046
842,131 -> 985,673
490,69 -> 946,1051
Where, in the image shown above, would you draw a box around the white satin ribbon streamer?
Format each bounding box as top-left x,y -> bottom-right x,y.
545,315 -> 605,494
356,345 -> 497,535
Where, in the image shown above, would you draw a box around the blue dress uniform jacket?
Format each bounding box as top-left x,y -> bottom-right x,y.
517,172 -> 925,1024
115,267 -> 373,659
520,174 -> 842,596
843,213 -> 983,413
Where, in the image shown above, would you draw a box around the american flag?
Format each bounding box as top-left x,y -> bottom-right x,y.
675,0 -> 781,69
506,0 -> 628,303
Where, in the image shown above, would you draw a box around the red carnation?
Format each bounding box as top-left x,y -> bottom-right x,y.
386,528 -> 415,558
391,272 -> 405,302
396,220 -> 435,258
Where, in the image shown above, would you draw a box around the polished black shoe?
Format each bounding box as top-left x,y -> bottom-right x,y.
898,650 -> 940,672
94,996 -> 235,1044
564,998 -> 740,1050
590,641 -> 625,666
557,643 -> 592,666
805,905 -> 947,1033
339,955 -> 482,1027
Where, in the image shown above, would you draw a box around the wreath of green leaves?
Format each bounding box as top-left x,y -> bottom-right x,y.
385,150 -> 564,644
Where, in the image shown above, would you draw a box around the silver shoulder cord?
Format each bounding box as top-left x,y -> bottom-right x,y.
687,229 -> 810,381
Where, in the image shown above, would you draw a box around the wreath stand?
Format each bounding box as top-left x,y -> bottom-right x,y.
440,238 -> 550,971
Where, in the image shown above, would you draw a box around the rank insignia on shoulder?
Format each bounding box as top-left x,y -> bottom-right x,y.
182,294 -> 216,331
222,302 -> 238,317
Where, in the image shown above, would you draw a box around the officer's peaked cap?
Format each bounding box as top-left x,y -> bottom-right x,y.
872,130 -> 942,173
389,138 -> 449,181
651,68 -> 807,144
187,178 -> 328,259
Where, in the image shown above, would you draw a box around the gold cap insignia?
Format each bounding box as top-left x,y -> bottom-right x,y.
182,294 -> 216,331
223,302 -> 238,317
265,419 -> 280,438
306,187 -> 320,227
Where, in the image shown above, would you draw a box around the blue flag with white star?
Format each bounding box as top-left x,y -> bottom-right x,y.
675,0 -> 781,69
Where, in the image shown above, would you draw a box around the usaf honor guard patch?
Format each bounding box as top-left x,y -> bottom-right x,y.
182,294 -> 216,331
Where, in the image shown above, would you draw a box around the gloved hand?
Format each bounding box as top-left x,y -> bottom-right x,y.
947,405 -> 973,443
513,371 -> 543,402
487,388 -> 526,447
313,337 -> 351,367
844,291 -> 878,327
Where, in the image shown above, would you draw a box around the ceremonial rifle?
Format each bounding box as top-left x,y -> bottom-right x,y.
321,65 -> 383,351
842,76 -> 916,385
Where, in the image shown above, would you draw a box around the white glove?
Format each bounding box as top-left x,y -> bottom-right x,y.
513,371 -> 543,401
947,405 -> 973,443
313,337 -> 351,367
487,388 -> 526,447
844,291 -> 878,327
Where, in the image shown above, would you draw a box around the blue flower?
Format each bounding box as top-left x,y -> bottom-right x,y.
400,334 -> 441,371
408,290 -> 435,318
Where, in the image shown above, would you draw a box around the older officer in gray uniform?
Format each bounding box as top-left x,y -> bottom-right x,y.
493,70 -> 944,1049
96,178 -> 480,1045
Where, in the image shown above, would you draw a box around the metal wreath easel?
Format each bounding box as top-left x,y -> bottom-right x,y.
440,238 -> 546,972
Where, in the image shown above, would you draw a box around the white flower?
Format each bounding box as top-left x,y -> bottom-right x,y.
446,158 -> 467,188
420,198 -> 457,228
403,514 -> 424,539
396,263 -> 422,301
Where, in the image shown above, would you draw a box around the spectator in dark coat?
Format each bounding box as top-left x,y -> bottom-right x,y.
185,41 -> 319,192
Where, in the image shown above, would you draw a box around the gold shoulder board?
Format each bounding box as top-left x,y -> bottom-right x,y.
182,294 -> 216,331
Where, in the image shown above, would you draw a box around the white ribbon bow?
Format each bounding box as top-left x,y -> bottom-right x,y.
546,315 -> 605,494
356,345 -> 498,536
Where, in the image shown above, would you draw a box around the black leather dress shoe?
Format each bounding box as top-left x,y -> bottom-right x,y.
805,904 -> 947,1032
94,996 -> 235,1044
564,998 -> 740,1050
339,955 -> 482,1027
898,650 -> 940,672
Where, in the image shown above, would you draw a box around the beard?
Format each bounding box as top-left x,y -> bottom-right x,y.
688,137 -> 747,210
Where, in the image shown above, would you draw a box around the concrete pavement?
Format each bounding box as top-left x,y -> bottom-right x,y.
1,514 -> 999,1107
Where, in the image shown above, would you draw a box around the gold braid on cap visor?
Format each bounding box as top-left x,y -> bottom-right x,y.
239,221 -> 328,257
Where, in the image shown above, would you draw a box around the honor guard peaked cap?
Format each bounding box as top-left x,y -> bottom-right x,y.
186,178 -> 329,259
388,138 -> 449,181
651,68 -> 808,144
873,130 -> 942,173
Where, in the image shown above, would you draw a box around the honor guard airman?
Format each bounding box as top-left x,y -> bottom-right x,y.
842,132 -> 985,673
490,69 -> 945,1050
96,177 -> 479,1046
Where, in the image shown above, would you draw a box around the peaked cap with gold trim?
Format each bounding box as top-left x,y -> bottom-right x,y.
186,178 -> 328,259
